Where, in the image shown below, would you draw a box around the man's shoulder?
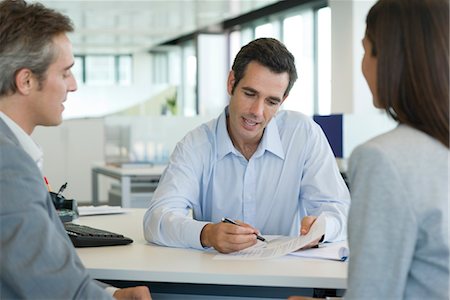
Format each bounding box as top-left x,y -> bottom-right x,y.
178,117 -> 218,150
0,130 -> 21,154
275,109 -> 314,123
274,110 -> 317,133
276,109 -> 309,119
0,119 -> 39,177
0,118 -> 18,144
352,125 -> 448,174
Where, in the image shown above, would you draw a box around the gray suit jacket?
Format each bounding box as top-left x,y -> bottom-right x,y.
0,118 -> 112,299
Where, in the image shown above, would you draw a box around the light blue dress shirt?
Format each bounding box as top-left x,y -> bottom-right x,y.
143,108 -> 350,250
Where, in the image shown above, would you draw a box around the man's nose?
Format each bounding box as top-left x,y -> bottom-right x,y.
68,74 -> 77,92
249,98 -> 264,116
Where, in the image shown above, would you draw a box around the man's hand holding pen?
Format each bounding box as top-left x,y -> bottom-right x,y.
200,219 -> 263,253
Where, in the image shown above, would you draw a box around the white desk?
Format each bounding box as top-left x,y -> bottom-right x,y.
91,164 -> 166,207
76,209 -> 347,299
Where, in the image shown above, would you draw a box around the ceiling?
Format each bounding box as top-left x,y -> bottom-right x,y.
39,0 -> 279,54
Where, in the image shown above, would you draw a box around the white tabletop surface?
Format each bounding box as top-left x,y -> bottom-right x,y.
92,163 -> 167,176
75,209 -> 348,289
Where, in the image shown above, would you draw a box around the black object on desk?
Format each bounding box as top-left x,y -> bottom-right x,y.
50,191 -> 79,223
64,223 -> 133,247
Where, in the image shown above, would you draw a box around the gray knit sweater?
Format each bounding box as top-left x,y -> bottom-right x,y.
345,124 -> 449,299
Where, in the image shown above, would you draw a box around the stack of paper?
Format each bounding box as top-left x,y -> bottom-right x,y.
288,240 -> 349,261
78,205 -> 131,216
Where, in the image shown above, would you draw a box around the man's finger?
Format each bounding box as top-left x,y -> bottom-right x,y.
300,216 -> 317,235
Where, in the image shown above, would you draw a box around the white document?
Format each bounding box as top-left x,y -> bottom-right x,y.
288,240 -> 349,261
78,205 -> 131,216
214,214 -> 326,260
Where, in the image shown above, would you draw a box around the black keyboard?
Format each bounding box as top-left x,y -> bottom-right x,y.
64,223 -> 133,247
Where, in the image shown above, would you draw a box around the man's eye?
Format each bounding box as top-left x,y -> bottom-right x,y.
63,70 -> 71,78
267,99 -> 279,106
244,92 -> 255,97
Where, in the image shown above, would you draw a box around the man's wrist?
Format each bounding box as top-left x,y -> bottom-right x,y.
200,223 -> 212,248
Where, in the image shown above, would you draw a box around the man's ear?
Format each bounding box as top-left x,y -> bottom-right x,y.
227,71 -> 235,96
15,68 -> 34,95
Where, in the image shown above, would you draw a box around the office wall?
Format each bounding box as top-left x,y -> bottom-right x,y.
343,113 -> 396,158
32,118 -> 104,204
330,0 -> 377,115
32,116 -> 211,204
313,113 -> 397,160
329,0 -> 395,156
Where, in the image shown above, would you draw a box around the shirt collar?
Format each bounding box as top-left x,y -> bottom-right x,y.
216,107 -> 285,160
0,112 -> 43,171
216,107 -> 237,160
255,114 -> 285,159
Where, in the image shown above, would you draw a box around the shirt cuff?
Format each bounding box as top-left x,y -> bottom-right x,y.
105,286 -> 119,297
183,220 -> 211,250
323,213 -> 344,242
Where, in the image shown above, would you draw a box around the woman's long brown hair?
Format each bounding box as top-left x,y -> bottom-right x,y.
366,0 -> 449,148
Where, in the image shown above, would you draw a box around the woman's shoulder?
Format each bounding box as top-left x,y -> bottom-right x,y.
357,125 -> 446,155
350,124 -> 448,178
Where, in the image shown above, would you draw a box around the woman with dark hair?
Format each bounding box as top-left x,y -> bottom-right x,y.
345,0 -> 448,298
290,0 -> 449,298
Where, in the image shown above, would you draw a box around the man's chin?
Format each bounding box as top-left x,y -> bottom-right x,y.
41,119 -> 63,127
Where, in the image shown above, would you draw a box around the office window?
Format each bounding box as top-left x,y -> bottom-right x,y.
240,27 -> 254,47
282,12 -> 314,115
229,30 -> 241,69
225,3 -> 328,116
72,56 -> 84,86
317,6 -> 331,115
255,22 -> 275,38
117,55 -> 132,86
150,42 -> 198,117
149,1 -> 329,117
151,52 -> 169,84
181,41 -> 197,116
85,55 -> 116,86
255,18 -> 281,40
73,54 -> 133,86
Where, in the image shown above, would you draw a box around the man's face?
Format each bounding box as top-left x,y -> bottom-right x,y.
227,61 -> 289,146
30,33 -> 77,127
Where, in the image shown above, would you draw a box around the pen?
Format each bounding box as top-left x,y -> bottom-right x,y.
57,182 -> 67,197
221,217 -> 266,242
44,176 -> 52,192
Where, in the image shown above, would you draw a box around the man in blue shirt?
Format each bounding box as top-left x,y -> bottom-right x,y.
143,38 -> 350,253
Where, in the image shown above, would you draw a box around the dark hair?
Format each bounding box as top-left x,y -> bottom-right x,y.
366,0 -> 449,148
231,38 -> 298,97
0,0 -> 74,96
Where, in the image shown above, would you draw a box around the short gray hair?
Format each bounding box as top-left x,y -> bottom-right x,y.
0,0 -> 74,96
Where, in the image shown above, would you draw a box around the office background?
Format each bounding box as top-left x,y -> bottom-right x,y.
32,0 -> 396,204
